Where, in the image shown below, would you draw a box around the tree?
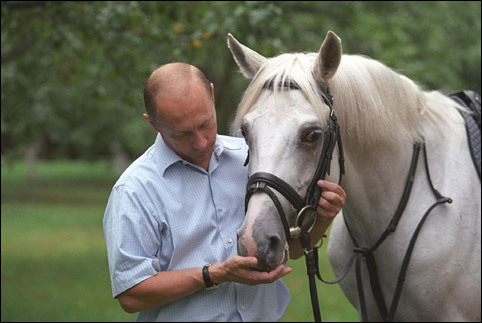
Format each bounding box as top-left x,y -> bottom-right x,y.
2,1 -> 480,177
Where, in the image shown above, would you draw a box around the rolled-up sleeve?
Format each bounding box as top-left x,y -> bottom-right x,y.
103,183 -> 163,298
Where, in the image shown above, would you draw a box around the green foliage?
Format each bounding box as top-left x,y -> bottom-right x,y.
1,1 -> 480,161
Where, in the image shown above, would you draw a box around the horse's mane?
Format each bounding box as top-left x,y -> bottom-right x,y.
230,52 -> 463,147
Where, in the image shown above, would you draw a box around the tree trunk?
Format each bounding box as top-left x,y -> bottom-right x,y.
25,141 -> 41,181
110,141 -> 130,176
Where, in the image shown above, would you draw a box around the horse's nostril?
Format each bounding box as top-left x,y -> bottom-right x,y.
251,234 -> 284,271
269,235 -> 282,250
268,235 -> 283,259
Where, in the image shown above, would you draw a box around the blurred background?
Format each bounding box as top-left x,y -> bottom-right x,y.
1,1 -> 480,321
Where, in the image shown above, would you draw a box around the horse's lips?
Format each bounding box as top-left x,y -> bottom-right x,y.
249,243 -> 289,272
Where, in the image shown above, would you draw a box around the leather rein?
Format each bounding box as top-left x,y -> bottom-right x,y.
242,79 -> 453,322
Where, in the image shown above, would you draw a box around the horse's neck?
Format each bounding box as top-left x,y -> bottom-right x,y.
330,62 -> 425,244
340,138 -> 417,245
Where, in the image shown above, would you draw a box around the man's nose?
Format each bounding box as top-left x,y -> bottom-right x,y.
192,131 -> 207,150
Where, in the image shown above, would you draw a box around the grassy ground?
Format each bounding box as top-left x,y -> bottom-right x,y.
1,160 -> 357,322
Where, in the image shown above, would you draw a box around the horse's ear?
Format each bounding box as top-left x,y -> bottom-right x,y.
313,31 -> 342,82
228,33 -> 267,79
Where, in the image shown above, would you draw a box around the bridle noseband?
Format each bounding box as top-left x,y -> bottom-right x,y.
244,79 -> 345,242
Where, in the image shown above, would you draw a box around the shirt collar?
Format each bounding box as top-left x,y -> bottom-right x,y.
154,134 -> 236,176
154,133 -> 180,176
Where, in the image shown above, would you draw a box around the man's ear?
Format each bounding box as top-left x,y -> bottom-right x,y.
143,113 -> 160,132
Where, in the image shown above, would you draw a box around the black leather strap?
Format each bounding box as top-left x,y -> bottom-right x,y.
202,264 -> 219,290
342,143 -> 422,320
247,78 -> 344,323
247,172 -> 305,211
246,181 -> 292,240
337,142 -> 452,322
305,116 -> 338,208
300,232 -> 322,322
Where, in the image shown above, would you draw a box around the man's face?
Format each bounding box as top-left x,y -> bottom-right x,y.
155,81 -> 217,171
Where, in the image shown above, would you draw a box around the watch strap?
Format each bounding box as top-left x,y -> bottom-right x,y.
202,264 -> 219,290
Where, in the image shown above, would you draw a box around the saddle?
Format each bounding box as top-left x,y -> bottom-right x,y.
448,90 -> 481,181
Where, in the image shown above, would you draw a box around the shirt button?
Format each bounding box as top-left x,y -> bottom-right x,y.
241,305 -> 246,311
227,238 -> 233,244
218,206 -> 223,211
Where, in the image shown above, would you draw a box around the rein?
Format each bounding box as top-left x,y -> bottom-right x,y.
244,79 -> 344,322
242,78 -> 453,322
330,142 -> 452,322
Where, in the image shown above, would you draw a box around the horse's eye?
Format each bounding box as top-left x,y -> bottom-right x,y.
303,130 -> 322,143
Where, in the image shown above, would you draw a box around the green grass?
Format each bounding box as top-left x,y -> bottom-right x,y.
1,160 -> 135,322
281,250 -> 358,322
1,160 -> 357,322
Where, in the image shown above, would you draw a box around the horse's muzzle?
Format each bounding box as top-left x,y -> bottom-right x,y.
237,227 -> 288,272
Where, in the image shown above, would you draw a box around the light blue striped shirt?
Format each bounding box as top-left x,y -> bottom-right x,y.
103,133 -> 290,322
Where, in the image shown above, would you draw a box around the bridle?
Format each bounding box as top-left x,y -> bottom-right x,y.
242,78 -> 453,322
245,79 -> 345,242
243,78 -> 345,322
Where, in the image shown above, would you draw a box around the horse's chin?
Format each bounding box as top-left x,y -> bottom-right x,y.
251,244 -> 289,272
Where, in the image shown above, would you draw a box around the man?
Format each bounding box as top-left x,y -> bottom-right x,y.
103,62 -> 346,321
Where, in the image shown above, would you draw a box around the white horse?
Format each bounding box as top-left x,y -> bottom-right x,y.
228,31 -> 481,321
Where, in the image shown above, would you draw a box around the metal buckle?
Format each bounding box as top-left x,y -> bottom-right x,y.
248,182 -> 260,193
290,205 -> 317,239
289,226 -> 302,239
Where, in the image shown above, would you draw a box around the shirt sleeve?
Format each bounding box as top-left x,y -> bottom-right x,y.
103,183 -> 163,298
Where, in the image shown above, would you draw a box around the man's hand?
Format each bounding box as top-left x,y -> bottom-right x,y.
117,256 -> 291,313
316,180 -> 346,225
210,256 -> 292,286
209,181 -> 345,282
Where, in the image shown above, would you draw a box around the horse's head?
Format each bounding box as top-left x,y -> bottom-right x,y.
228,31 -> 343,271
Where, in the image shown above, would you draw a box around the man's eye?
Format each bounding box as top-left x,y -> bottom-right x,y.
172,132 -> 189,138
200,120 -> 211,129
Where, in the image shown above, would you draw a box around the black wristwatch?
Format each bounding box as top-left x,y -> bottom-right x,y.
202,264 -> 219,290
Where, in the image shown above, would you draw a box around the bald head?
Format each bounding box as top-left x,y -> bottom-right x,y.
144,62 -> 213,126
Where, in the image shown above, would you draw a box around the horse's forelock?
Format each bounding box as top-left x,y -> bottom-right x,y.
230,53 -> 327,136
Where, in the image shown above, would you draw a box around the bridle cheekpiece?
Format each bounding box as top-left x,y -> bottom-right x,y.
244,78 -> 345,242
